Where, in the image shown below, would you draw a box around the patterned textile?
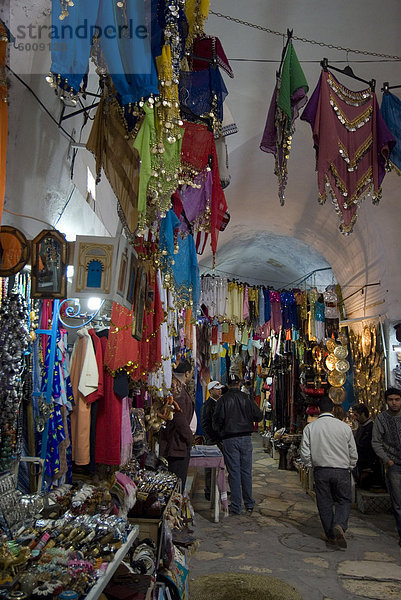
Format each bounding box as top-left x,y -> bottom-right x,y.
301,69 -> 395,233
380,91 -> 401,173
260,41 -> 308,204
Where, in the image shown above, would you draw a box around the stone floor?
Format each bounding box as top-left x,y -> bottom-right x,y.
188,434 -> 401,600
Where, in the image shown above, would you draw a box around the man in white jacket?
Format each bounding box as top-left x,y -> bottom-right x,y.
300,395 -> 358,548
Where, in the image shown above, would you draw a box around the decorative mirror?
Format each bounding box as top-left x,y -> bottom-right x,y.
0,226 -> 30,277
132,265 -> 147,341
112,236 -> 138,310
31,229 -> 68,298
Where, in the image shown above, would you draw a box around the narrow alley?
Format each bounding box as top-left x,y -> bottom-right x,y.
189,435 -> 401,600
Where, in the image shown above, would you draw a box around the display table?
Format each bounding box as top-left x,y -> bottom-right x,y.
189,446 -> 228,522
85,526 -> 139,600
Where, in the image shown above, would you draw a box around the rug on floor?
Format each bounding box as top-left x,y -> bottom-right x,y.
189,572 -> 304,600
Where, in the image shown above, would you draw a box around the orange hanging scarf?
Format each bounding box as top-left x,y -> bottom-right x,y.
0,23 -> 8,225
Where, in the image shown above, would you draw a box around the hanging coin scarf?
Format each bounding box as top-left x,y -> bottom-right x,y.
301,69 -> 395,234
0,294 -> 30,472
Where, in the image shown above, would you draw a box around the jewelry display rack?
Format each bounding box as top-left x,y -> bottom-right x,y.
84,526 -> 139,600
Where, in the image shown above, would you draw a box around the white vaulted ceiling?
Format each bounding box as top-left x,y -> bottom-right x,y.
2,0 -> 401,319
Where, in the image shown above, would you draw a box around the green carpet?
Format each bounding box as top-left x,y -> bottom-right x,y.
189,573 -> 304,600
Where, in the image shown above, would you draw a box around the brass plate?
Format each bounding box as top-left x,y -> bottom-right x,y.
329,386 -> 346,405
336,359 -> 350,373
372,366 -> 382,383
362,326 -> 371,357
325,354 -> 338,371
371,326 -> 376,356
312,345 -> 322,361
356,371 -> 367,388
334,345 -> 348,359
326,339 -> 337,353
328,371 -> 346,387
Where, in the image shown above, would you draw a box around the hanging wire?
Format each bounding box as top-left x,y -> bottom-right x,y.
209,10 -> 401,61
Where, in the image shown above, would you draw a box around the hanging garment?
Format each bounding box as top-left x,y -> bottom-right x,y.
0,21 -> 8,225
177,170 -> 212,231
50,0 -> 158,103
269,291 -> 282,332
95,335 -> 122,465
260,41 -> 308,204
380,91 -> 401,174
159,210 -> 200,308
86,97 -> 140,234
133,104 -> 183,231
70,328 -> 98,465
179,66 -> 228,127
281,291 -> 298,330
301,69 -> 395,233
180,121 -> 227,259
191,35 -> 234,78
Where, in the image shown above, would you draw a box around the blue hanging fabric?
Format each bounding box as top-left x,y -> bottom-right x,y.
159,210 -> 200,308
381,91 -> 401,173
50,0 -> 158,103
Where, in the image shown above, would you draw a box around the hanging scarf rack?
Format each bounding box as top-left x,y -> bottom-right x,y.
277,29 -> 293,78
382,82 -> 401,93
321,57 -> 376,90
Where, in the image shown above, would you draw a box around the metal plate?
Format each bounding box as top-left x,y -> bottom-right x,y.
356,371 -> 367,388
372,366 -> 382,383
329,386 -> 346,405
336,359 -> 350,373
325,354 -> 338,371
362,326 -> 372,357
326,339 -> 337,353
328,371 -> 346,387
334,345 -> 348,359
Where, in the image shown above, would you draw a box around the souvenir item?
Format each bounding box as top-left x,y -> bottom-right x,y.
329,386 -> 346,405
31,230 -> 68,299
260,40 -> 309,204
372,366 -> 382,383
326,339 -> 337,353
328,370 -> 346,387
0,21 -> 8,225
71,236 -> 119,299
362,325 -> 372,357
325,354 -> 338,371
334,345 -> 348,359
0,226 -> 30,277
301,69 -> 395,233
380,91 -> 401,173
356,371 -> 367,388
335,359 -> 350,373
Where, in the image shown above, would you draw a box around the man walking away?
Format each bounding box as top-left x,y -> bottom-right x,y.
213,374 -> 263,515
300,395 -> 358,548
372,387 -> 401,547
201,380 -> 224,500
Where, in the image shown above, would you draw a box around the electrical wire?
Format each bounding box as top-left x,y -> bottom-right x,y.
3,208 -> 54,228
209,10 -> 401,61
53,186 -> 76,228
5,64 -> 76,144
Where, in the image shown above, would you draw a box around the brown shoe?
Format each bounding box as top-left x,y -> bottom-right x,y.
333,524 -> 347,548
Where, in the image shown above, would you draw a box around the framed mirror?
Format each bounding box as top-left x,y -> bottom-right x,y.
0,226 -> 30,277
31,229 -> 67,299
132,265 -> 147,341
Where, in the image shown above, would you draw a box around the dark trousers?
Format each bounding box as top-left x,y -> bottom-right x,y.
168,453 -> 191,489
314,467 -> 352,539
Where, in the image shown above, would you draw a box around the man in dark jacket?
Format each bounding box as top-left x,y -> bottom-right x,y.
201,380 -> 224,500
351,403 -> 383,489
159,360 -> 194,488
213,374 -> 263,515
